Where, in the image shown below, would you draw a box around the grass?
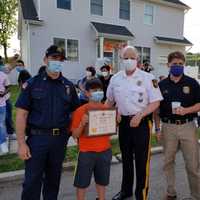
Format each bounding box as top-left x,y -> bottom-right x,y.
9,85 -> 20,125
0,136 -> 157,173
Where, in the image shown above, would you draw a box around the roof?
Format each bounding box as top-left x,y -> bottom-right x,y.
91,22 -> 134,39
20,0 -> 39,21
162,0 -> 189,8
154,36 -> 192,46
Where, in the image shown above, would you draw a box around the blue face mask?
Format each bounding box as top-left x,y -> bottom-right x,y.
16,66 -> 24,73
90,91 -> 104,102
170,65 -> 184,77
47,60 -> 63,73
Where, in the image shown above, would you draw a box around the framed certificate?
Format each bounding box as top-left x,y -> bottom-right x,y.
85,108 -> 117,137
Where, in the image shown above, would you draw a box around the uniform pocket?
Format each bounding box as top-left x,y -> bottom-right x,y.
32,90 -> 46,99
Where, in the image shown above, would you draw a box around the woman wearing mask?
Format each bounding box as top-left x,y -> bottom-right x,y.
77,66 -> 96,105
98,65 -> 113,102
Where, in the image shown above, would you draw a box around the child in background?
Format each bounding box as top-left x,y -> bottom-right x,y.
71,78 -> 112,200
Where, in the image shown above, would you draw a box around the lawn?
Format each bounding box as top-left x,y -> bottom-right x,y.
9,85 -> 20,124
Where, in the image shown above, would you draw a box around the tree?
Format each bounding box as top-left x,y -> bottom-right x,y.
0,0 -> 18,61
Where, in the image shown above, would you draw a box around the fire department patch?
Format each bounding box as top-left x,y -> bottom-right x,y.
152,79 -> 158,88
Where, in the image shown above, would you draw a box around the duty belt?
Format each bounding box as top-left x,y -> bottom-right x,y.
30,128 -> 66,136
161,118 -> 194,125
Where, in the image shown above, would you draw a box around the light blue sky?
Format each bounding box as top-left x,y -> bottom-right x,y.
182,0 -> 200,53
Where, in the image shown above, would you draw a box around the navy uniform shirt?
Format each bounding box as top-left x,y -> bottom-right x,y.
16,72 -> 79,129
159,75 -> 200,120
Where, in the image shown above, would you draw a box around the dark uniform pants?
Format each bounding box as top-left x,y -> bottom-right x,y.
21,132 -> 69,200
119,116 -> 151,200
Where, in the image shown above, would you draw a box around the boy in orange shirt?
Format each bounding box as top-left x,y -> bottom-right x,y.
71,78 -> 112,200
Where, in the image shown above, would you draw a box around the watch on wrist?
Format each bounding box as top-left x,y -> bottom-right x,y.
155,127 -> 161,133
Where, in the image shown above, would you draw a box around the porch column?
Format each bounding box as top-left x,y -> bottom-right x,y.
99,36 -> 104,59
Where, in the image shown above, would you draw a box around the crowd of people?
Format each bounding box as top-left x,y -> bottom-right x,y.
0,44 -> 200,200
0,55 -> 31,154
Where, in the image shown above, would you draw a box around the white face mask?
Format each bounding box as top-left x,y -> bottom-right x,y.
122,59 -> 137,71
86,71 -> 92,77
102,71 -> 108,77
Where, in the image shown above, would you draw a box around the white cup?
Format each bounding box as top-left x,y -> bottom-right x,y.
172,102 -> 181,114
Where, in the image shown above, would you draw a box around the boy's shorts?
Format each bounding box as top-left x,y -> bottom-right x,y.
74,149 -> 112,188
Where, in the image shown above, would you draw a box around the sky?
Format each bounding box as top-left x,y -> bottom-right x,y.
0,0 -> 200,57
182,0 -> 200,53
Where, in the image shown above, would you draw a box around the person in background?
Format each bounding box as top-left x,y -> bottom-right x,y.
71,78 -> 112,200
77,66 -> 96,105
142,61 -> 153,73
154,51 -> 200,200
0,57 -> 16,140
15,60 -> 31,88
98,65 -> 113,102
159,75 -> 166,81
0,70 -> 10,154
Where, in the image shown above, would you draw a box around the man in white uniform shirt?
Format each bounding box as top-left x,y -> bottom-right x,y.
106,46 -> 163,200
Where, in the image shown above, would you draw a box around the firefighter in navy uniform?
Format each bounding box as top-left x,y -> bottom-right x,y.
15,45 -> 79,200
106,46 -> 163,200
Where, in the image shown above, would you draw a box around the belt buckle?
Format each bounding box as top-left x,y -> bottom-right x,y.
53,128 -> 60,136
175,120 -> 182,125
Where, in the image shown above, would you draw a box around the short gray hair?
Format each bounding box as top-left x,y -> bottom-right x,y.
121,46 -> 139,58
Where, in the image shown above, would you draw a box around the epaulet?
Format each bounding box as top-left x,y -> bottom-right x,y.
60,76 -> 73,87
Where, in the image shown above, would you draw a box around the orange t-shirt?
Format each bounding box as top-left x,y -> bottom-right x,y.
70,103 -> 111,152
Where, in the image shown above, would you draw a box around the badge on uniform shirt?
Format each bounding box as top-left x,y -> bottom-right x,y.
138,93 -> 143,103
183,86 -> 190,94
65,85 -> 70,95
137,80 -> 142,86
138,98 -> 144,103
152,79 -> 158,88
163,90 -> 168,94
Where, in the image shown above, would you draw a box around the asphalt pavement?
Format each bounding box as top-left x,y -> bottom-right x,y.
0,151 -> 194,200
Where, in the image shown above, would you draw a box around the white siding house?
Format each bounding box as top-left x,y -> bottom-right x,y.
18,0 -> 192,81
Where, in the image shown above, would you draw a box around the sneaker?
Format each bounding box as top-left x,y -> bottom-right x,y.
0,142 -> 9,154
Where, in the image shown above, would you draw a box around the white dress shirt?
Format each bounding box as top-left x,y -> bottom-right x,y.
106,68 -> 163,116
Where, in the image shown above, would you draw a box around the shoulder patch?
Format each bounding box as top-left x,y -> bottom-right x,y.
22,82 -> 28,90
152,79 -> 158,88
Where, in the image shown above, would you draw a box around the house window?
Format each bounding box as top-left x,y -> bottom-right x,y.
91,0 -> 103,16
67,39 -> 79,61
53,38 -> 66,55
57,0 -> 71,10
120,0 -> 130,20
144,4 -> 154,25
135,47 -> 151,63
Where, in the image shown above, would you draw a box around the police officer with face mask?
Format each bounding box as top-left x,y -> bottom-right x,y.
154,51 -> 200,200
106,46 -> 163,200
15,45 -> 79,200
